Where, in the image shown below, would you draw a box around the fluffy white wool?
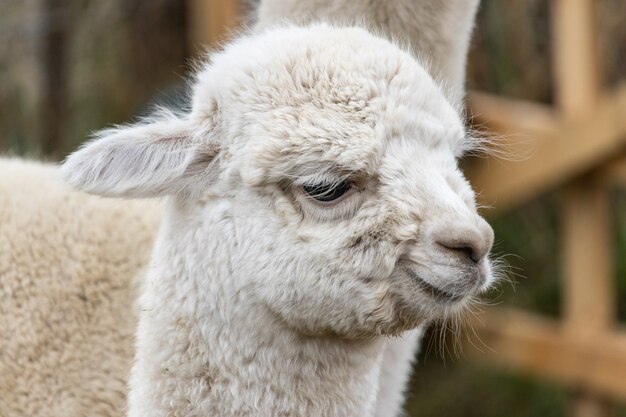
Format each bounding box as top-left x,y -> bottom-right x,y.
0,157 -> 161,417
61,24 -> 494,417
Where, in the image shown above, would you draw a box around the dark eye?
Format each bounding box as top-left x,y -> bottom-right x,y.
303,180 -> 352,202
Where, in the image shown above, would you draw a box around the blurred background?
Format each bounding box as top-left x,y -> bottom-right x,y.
1,0 -> 624,416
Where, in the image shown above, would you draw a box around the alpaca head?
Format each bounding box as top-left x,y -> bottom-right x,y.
62,24 -> 494,338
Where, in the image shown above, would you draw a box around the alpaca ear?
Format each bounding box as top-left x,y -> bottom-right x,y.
61,114 -> 219,198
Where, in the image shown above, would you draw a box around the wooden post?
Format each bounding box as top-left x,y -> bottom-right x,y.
552,0 -> 613,415
187,0 -> 240,54
39,0 -> 71,157
552,0 -> 600,118
562,177 -> 614,337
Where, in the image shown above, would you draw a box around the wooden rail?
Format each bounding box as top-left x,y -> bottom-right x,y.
467,85 -> 626,212
469,309 -> 626,400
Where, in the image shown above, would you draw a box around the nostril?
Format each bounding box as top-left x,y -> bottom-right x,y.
461,245 -> 480,263
433,219 -> 494,264
437,240 -> 484,264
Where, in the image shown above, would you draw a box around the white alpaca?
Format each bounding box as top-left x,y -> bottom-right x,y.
62,23 -> 494,417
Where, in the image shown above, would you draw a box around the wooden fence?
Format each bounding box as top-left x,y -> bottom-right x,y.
193,1 -> 625,416
466,1 -> 626,416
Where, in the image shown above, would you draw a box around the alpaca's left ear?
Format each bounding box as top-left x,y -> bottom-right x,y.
61,114 -> 219,198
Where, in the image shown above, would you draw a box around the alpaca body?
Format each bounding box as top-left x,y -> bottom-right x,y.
0,158 -> 160,417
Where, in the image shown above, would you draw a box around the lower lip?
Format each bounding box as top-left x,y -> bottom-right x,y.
405,269 -> 465,303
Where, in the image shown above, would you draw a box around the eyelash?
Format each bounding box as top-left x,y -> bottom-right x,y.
292,176 -> 364,221
302,180 -> 353,204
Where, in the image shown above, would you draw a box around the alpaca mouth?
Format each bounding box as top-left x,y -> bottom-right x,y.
405,269 -> 465,303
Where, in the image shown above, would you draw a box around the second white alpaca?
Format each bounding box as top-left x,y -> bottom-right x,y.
63,23 -> 494,417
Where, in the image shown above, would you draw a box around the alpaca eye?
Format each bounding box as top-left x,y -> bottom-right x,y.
303,180 -> 352,202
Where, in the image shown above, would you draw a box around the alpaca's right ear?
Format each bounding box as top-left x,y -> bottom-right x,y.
61,113 -> 219,198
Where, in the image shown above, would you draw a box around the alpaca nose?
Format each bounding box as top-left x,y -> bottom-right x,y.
434,217 -> 494,264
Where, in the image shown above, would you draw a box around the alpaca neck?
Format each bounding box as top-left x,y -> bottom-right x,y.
129,220 -> 387,417
255,0 -> 479,104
